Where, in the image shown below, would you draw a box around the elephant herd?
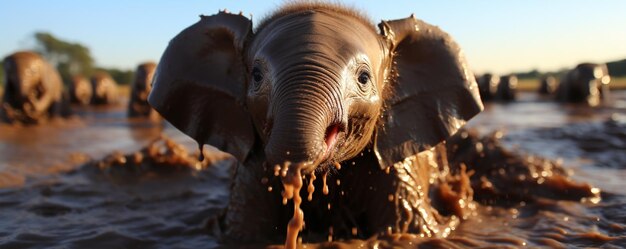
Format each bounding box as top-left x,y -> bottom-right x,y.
476,63 -> 612,106
0,3 -> 615,247
1,51 -> 159,124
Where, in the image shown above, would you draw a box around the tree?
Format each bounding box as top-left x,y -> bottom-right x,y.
34,32 -> 95,84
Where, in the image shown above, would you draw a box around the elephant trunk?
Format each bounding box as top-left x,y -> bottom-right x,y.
265,77 -> 344,171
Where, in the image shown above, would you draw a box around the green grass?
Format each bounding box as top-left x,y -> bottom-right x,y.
517,79 -> 540,91
611,76 -> 626,90
516,76 -> 626,91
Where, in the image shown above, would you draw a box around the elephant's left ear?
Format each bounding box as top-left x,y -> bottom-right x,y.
374,15 -> 483,168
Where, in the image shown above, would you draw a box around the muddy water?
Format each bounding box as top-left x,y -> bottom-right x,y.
1,93 -> 626,248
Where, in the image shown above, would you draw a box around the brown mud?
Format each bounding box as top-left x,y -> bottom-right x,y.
1,92 -> 626,248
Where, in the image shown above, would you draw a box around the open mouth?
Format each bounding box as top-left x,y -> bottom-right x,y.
321,123 -> 342,164
278,123 -> 345,175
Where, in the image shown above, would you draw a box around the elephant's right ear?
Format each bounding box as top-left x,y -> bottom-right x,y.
148,12 -> 255,161
373,16 -> 483,168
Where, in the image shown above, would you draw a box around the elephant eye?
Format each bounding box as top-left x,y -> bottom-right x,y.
358,71 -> 371,85
252,67 -> 263,83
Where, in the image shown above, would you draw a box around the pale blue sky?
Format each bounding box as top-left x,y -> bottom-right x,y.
1,1 -> 625,74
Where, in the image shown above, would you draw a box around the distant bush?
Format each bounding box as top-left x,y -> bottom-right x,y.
513,69 -> 541,79
96,68 -> 134,85
607,59 -> 626,77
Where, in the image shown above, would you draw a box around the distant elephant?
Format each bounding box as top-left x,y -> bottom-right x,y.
149,3 -> 483,244
476,73 -> 499,102
127,62 -> 159,118
69,75 -> 92,105
495,75 -> 518,101
556,63 -> 611,106
538,75 -> 558,95
90,71 -> 118,105
1,51 -> 69,124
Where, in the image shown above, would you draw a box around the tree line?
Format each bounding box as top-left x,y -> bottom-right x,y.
2,32 -> 624,87
512,58 -> 626,80
0,32 -> 134,88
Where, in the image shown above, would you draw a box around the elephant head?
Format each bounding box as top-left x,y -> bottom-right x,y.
148,6 -> 482,173
538,75 -> 558,95
128,62 -> 158,118
70,75 -> 92,106
1,51 -> 64,123
557,63 -> 611,106
495,75 -> 517,101
476,73 -> 499,102
90,71 -> 119,105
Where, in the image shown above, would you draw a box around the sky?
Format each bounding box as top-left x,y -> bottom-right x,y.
1,0 -> 626,75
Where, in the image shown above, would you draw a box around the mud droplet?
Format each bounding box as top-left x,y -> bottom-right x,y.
281,162 -> 290,177
307,172 -> 316,201
282,164 -> 304,249
322,171 -> 329,195
197,144 -> 204,162
328,226 -> 334,242
274,165 -> 281,176
334,162 -> 341,170
261,177 -> 268,185
336,179 -> 341,186
351,227 -> 358,236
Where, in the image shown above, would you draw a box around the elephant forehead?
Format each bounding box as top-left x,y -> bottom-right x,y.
251,10 -> 382,65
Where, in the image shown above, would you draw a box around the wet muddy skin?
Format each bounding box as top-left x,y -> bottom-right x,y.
1,92 -> 626,248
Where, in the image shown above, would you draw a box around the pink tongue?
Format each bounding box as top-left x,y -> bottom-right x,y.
323,125 -> 340,157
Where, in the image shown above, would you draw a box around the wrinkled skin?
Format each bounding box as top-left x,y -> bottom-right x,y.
556,63 -> 611,106
148,3 -> 484,243
1,51 -> 69,124
495,75 -> 517,101
476,73 -> 499,102
538,75 -> 558,95
90,71 -> 119,105
128,62 -> 159,119
69,75 -> 92,105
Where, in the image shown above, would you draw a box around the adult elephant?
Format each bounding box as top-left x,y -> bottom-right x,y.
69,75 -> 92,105
127,62 -> 158,119
556,63 -> 611,106
476,73 -> 499,102
495,75 -> 518,101
1,51 -> 69,124
149,3 -> 483,245
90,71 -> 118,105
538,75 -> 558,95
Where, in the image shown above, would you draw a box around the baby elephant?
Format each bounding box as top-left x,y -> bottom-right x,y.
476,74 -> 517,102
556,63 -> 611,106
128,62 -> 159,119
149,3 -> 482,245
495,75 -> 518,101
69,75 -> 93,106
538,75 -> 558,95
90,71 -> 119,105
1,51 -> 69,124
476,73 -> 499,102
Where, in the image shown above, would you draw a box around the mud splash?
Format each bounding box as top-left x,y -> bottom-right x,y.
0,91 -> 625,248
